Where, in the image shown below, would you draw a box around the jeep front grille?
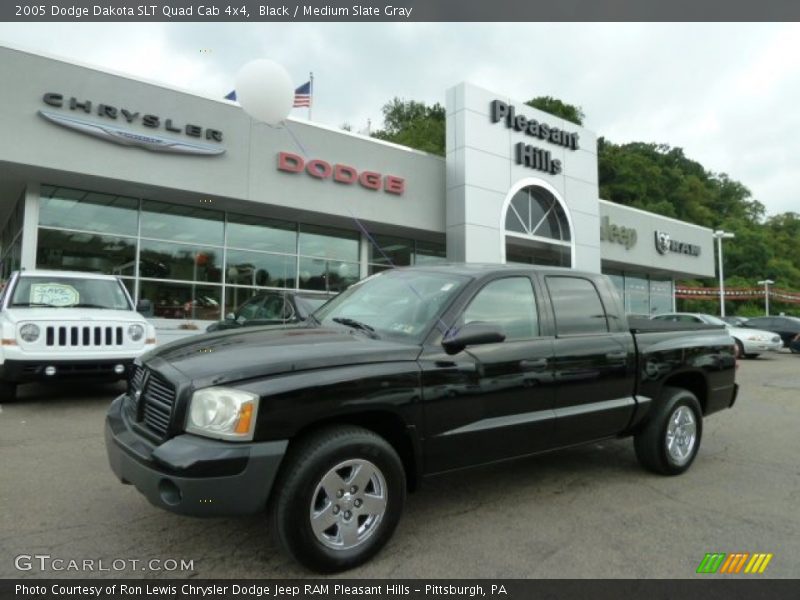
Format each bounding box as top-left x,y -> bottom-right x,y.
45,325 -> 123,347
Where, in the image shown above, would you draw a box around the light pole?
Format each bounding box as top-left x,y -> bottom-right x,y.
757,279 -> 775,316
713,230 -> 735,317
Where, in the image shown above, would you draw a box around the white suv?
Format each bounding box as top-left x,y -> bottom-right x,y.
0,270 -> 156,401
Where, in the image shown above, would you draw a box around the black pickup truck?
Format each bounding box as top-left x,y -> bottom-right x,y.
105,264 -> 738,572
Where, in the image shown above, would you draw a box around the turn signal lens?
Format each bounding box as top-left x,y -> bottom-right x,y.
234,403 -> 254,434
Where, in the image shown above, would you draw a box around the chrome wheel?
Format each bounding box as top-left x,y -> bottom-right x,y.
310,459 -> 387,551
665,406 -> 697,466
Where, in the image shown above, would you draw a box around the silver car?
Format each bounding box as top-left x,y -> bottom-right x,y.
651,313 -> 782,359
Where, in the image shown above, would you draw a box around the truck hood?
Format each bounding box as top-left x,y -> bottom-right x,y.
146,325 -> 421,386
3,307 -> 146,324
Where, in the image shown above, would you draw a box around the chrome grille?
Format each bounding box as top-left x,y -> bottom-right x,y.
46,325 -> 123,347
140,371 -> 177,438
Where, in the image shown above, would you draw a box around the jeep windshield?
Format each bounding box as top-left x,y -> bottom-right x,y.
313,269 -> 469,341
9,276 -> 132,310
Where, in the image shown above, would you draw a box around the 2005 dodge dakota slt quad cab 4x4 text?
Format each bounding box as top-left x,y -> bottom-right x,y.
106,264 -> 738,572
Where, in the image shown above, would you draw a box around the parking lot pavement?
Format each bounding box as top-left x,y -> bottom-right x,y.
1,351 -> 798,579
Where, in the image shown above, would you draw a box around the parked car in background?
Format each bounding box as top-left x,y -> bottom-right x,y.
742,316 -> 800,348
651,312 -> 782,358
206,291 -> 329,332
0,270 -> 156,401
722,316 -> 749,327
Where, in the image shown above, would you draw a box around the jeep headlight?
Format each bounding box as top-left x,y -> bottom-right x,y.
19,323 -> 40,343
128,324 -> 145,341
185,387 -> 259,441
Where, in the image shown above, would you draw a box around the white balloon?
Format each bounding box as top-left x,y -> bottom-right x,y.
235,59 -> 294,125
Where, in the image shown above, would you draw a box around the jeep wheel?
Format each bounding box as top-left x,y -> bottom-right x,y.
0,381 -> 17,402
634,386 -> 703,476
269,425 -> 406,572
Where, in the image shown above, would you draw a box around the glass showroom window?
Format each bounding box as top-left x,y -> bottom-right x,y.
298,225 -> 360,293
40,186 -> 139,236
624,274 -> 650,316
649,278 -> 673,315
37,186 -> 139,295
138,239 -> 222,283
226,249 -> 295,288
414,240 -> 447,265
37,229 -> 137,276
227,213 -> 297,254
141,200 -> 224,246
139,280 -> 222,321
368,237 -> 447,274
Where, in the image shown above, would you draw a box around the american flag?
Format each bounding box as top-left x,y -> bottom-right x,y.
293,81 -> 312,107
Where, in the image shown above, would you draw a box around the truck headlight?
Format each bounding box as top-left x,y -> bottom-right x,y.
185,387 -> 259,441
19,324 -> 40,343
128,324 -> 145,341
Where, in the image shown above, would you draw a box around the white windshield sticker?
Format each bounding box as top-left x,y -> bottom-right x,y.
441,283 -> 455,291
30,283 -> 80,307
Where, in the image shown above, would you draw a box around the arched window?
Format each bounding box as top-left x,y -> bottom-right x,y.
504,185 -> 572,267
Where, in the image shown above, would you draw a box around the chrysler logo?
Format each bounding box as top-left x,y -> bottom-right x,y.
39,111 -> 226,156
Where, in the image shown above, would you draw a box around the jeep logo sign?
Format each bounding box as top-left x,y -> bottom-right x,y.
600,216 -> 637,250
277,152 -> 405,195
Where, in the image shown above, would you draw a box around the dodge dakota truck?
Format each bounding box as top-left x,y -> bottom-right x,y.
1,269 -> 156,400
105,264 -> 738,572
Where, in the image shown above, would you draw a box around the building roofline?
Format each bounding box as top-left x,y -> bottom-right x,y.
598,199 -> 713,233
0,41 -> 442,160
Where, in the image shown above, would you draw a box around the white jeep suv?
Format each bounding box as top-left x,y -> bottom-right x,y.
0,270 -> 156,401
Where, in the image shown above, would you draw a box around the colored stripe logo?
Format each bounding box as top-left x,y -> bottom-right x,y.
697,553 -> 773,574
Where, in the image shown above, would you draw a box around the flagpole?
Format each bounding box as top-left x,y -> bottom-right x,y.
308,71 -> 313,121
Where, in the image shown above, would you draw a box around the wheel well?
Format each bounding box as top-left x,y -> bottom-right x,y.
291,412 -> 419,492
662,371 -> 708,414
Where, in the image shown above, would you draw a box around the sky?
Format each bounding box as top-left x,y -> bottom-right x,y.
0,22 -> 798,217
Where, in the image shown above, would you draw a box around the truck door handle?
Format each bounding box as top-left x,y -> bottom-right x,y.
520,359 -> 548,370
605,352 -> 628,360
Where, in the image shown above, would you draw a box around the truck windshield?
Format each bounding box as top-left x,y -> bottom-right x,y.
314,269 -> 469,341
10,276 -> 132,310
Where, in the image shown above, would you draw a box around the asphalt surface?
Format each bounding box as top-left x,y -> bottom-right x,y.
1,351 -> 798,579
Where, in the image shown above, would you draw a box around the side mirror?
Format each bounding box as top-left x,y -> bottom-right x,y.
226,312 -> 236,321
442,322 -> 505,355
136,299 -> 152,314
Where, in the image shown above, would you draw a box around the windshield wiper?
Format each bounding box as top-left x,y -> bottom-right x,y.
332,317 -> 379,338
10,303 -> 53,307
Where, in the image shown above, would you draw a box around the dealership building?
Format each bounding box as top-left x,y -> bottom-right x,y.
0,45 -> 715,331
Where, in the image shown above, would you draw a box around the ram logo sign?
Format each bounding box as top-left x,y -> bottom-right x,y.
696,552 -> 773,574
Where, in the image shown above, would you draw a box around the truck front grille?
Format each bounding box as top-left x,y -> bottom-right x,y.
141,373 -> 177,438
129,366 -> 177,439
46,325 -> 123,347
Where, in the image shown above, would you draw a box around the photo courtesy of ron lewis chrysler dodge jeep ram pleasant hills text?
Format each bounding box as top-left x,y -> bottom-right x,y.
105,264 -> 738,572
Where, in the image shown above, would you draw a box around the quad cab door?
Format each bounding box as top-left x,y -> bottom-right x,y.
419,274 -> 556,474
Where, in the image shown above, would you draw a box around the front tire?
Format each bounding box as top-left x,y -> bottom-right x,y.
634,387 -> 703,476
269,425 -> 406,573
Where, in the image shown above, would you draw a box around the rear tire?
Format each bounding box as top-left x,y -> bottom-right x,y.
634,387 -> 703,476
269,425 -> 406,573
0,381 -> 17,402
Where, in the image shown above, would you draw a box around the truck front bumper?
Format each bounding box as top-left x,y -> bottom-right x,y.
1,358 -> 134,383
105,395 -> 288,517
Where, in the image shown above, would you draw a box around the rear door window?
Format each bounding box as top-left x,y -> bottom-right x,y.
546,276 -> 609,335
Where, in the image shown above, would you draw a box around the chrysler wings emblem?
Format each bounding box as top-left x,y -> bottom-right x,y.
39,110 -> 226,156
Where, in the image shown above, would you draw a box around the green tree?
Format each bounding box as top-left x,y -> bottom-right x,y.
371,98 -> 446,156
525,96 -> 585,126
